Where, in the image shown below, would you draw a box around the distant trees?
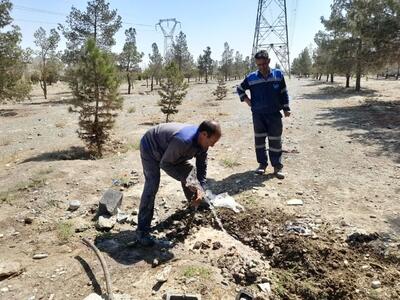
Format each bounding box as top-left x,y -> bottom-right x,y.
69,39 -> 122,157
169,31 -> 194,82
291,47 -> 312,77
148,43 -> 163,91
220,42 -> 234,81
197,46 -> 213,83
33,27 -> 60,99
313,0 -> 400,90
0,0 -> 31,102
118,27 -> 143,94
158,62 -> 188,122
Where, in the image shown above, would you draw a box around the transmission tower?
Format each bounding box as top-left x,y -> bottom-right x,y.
252,0 -> 291,76
155,18 -> 181,57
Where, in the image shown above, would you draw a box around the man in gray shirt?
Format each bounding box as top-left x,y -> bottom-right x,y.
137,120 -> 221,246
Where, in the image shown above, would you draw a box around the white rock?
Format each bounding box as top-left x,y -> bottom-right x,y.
156,265 -> 172,283
258,282 -> 271,293
0,261 -> 23,278
33,253 -> 48,259
0,287 -> 9,293
96,216 -> 115,230
83,293 -> 103,300
371,280 -> 381,289
68,200 -> 81,211
286,199 -> 304,206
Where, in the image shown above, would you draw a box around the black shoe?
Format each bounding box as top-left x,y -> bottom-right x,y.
255,164 -> 267,175
136,231 -> 155,247
274,166 -> 285,179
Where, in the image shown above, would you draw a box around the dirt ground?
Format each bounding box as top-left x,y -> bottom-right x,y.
0,76 -> 399,300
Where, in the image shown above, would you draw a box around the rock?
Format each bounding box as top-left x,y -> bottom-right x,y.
68,200 -> 81,211
96,216 -> 115,230
156,265 -> 172,283
24,216 -> 34,224
286,199 -> 303,206
152,258 -> 159,267
33,253 -> 48,259
74,219 -> 91,233
212,241 -> 223,250
193,241 -> 202,250
116,209 -> 129,224
83,293 -> 103,300
258,282 -> 271,293
0,287 -> 9,293
126,215 -> 137,225
99,189 -> 123,216
0,261 -> 24,279
371,280 -> 381,289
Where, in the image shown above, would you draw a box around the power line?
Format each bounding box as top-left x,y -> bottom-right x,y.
13,5 -> 153,27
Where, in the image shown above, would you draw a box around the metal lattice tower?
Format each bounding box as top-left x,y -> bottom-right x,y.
252,0 -> 291,76
155,18 -> 181,57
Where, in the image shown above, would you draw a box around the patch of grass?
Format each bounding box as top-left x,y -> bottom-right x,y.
57,221 -> 74,243
182,266 -> 212,279
219,157 -> 241,168
127,106 -> 136,113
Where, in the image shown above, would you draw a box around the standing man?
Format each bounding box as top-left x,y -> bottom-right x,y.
237,50 -> 290,178
137,120 -> 221,246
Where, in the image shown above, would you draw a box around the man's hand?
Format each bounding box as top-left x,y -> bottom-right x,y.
244,97 -> 251,107
284,111 -> 291,117
190,188 -> 203,208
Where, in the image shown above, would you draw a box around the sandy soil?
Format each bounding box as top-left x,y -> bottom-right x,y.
0,76 -> 399,300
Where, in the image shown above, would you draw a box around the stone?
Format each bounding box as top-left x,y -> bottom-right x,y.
68,200 -> 81,211
152,258 -> 159,267
371,280 -> 381,289
258,282 -> 271,293
193,241 -> 202,250
99,189 -> 123,216
0,287 -> 9,293
0,261 -> 24,279
116,209 -> 129,224
33,253 -> 48,259
83,293 -> 103,300
156,265 -> 172,283
96,216 -> 115,230
74,219 -> 91,233
212,241 -> 223,250
286,199 -> 303,206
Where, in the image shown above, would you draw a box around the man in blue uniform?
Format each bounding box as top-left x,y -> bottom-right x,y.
137,120 -> 221,246
237,50 -> 291,178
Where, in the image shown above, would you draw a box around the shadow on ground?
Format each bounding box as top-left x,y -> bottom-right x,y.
387,216 -> 400,235
21,146 -> 92,163
24,97 -> 73,106
75,256 -> 103,295
315,99 -> 400,163
301,84 -> 378,100
207,170 -> 273,195
0,109 -> 18,117
93,230 -> 174,266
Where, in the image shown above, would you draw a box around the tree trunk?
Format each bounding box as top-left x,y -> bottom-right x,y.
345,74 -> 350,88
318,74 -> 322,81
205,71 -> 208,84
127,74 -> 131,94
151,76 -> 154,91
146,78 -> 148,88
330,73 -> 334,83
355,40 -> 362,92
326,74 -> 329,82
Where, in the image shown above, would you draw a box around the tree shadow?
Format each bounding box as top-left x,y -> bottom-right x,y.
138,121 -> 160,126
21,146 -> 92,163
207,170 -> 273,196
315,99 -> 400,163
303,80 -> 341,87
0,109 -> 18,117
386,215 -> 400,235
24,97 -> 73,106
75,256 -> 103,295
93,230 -> 174,266
301,85 -> 378,100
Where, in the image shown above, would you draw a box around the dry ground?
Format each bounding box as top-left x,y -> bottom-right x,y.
0,76 -> 399,300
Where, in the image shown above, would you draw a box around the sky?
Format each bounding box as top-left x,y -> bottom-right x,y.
9,0 -> 333,69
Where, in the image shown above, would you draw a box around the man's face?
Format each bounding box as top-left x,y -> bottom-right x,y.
198,132 -> 221,150
256,57 -> 270,74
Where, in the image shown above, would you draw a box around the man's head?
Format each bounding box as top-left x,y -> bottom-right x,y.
254,50 -> 270,75
197,120 -> 221,150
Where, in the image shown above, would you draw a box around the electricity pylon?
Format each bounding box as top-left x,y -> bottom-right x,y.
155,18 -> 181,57
252,0 -> 291,76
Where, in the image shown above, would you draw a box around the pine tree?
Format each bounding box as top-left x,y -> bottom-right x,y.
69,39 -> 123,157
33,27 -> 60,99
197,46 -> 213,83
158,62 -> 188,122
0,0 -> 31,102
118,27 -> 143,94
148,43 -> 163,91
220,42 -> 234,81
213,77 -> 227,100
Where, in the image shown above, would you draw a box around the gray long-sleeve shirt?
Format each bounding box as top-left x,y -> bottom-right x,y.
140,123 -> 207,185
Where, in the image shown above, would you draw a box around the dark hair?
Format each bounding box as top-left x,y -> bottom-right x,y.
198,120 -> 221,137
254,50 -> 269,60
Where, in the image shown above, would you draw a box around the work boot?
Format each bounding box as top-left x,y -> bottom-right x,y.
136,231 -> 155,247
274,166 -> 285,179
255,164 -> 267,175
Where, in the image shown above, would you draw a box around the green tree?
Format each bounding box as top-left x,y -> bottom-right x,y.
69,39 -> 123,157
33,27 -> 60,99
233,51 -> 245,80
119,27 -> 143,94
169,31 -> 194,82
197,46 -> 213,83
148,42 -> 163,91
213,77 -> 227,100
59,0 -> 122,63
158,62 -> 188,122
0,0 -> 31,102
220,42 -> 234,81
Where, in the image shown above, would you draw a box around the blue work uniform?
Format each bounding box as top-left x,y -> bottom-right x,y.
236,69 -> 290,168
138,123 -> 207,233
